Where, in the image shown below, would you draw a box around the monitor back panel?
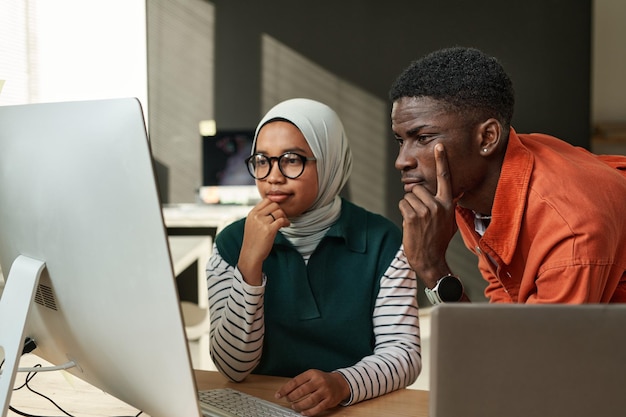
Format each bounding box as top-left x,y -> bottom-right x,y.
430,304 -> 626,417
0,99 -> 202,417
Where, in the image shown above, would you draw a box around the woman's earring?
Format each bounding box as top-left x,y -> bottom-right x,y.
483,148 -> 488,153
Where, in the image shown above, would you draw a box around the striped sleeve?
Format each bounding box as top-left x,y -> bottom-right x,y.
206,245 -> 266,382
335,246 -> 422,405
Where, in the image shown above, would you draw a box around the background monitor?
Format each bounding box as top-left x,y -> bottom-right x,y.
0,98 -> 203,417
200,130 -> 259,205
202,129 -> 255,187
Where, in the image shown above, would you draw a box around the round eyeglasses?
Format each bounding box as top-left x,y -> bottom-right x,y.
245,152 -> 317,180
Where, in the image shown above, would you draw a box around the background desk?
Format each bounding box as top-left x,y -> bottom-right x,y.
164,204 -> 251,372
169,235 -> 211,305
169,236 -> 215,371
162,203 -> 253,238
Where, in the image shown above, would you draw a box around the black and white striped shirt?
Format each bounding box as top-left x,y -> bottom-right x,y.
206,245 -> 421,405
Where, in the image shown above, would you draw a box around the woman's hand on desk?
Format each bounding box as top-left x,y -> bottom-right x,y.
275,369 -> 350,416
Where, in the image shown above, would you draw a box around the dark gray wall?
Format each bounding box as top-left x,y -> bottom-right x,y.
212,0 -> 591,227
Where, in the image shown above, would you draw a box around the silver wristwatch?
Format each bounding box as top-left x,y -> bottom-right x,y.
425,274 -> 464,305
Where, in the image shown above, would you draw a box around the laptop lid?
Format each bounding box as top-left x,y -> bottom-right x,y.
430,304 -> 626,417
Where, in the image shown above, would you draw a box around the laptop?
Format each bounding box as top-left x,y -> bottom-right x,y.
429,303 -> 626,417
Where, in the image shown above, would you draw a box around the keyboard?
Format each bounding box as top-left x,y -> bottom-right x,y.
198,388 -> 302,417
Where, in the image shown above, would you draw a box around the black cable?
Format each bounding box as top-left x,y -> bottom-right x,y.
11,368 -> 142,417
8,405 -> 41,417
9,338 -> 74,417
10,365 -> 72,417
22,338 -> 37,354
7,339 -> 73,417
12,337 -> 142,417
11,357 -> 142,417
24,371 -> 74,417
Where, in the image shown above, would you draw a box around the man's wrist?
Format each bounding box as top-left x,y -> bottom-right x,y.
414,263 -> 452,289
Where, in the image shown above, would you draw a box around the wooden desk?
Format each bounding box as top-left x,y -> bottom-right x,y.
8,354 -> 428,417
194,370 -> 430,417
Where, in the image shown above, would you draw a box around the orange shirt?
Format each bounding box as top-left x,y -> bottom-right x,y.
456,129 -> 626,303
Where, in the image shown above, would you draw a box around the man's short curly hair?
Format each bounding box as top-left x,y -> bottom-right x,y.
389,47 -> 515,128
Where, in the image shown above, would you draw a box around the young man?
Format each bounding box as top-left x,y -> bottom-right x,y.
390,46 -> 626,304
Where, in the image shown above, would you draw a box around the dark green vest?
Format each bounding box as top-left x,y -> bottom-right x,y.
215,199 -> 401,377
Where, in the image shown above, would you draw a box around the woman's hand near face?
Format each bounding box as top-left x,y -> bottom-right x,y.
275,369 -> 350,416
237,198 -> 290,286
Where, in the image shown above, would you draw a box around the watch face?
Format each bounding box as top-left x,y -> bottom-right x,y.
439,275 -> 464,302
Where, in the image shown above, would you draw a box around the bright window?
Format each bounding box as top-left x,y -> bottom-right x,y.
0,0 -> 147,117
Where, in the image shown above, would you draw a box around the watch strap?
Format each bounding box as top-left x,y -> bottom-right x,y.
425,286 -> 443,305
425,274 -> 463,305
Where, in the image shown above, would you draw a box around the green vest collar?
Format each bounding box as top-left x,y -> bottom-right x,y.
273,199 -> 367,253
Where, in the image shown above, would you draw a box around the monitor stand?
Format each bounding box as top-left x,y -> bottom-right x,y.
0,255 -> 45,417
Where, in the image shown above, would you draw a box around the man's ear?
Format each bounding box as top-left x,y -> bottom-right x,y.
477,118 -> 502,155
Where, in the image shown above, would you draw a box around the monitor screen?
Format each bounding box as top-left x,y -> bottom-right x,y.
0,98 -> 203,417
202,130 -> 255,187
200,130 -> 259,205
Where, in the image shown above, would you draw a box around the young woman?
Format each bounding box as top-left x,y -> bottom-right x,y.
206,98 -> 420,416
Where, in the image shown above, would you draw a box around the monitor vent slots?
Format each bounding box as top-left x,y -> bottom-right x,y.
35,283 -> 58,311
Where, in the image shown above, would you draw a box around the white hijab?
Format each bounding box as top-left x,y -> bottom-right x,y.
252,98 -> 353,256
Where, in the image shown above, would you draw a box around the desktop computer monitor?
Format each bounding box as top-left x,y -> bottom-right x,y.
0,98 -> 203,417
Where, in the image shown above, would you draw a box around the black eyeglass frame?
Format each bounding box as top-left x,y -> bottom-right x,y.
245,152 -> 317,180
